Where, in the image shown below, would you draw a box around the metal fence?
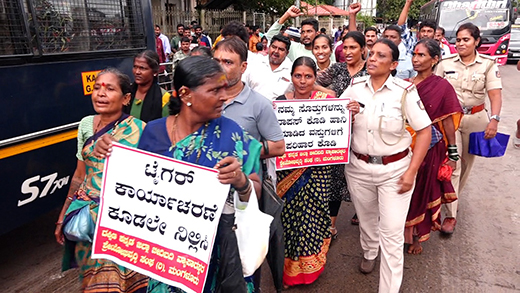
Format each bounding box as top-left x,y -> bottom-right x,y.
317,16 -> 347,35
152,8 -> 269,42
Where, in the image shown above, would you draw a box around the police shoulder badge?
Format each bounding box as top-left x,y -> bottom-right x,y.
417,100 -> 425,110
496,70 -> 501,78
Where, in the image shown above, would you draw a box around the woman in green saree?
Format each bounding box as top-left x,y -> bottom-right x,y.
55,68 -> 148,292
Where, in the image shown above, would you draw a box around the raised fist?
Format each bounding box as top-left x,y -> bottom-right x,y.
349,3 -> 362,15
285,5 -> 304,18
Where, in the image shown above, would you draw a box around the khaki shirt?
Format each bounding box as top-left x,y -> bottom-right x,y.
340,75 -> 432,156
435,53 -> 502,107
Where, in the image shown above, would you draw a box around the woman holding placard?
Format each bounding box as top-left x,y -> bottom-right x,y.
340,39 -> 432,293
93,56 -> 261,293
55,68 -> 148,292
275,56 -> 358,288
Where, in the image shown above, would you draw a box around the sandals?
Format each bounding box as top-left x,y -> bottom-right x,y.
330,227 -> 338,240
351,213 -> 359,225
513,136 -> 520,149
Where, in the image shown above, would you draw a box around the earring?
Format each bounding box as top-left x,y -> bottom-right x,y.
181,89 -> 186,94
187,102 -> 192,107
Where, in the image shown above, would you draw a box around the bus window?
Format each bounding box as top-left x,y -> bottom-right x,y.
20,0 -> 147,55
0,0 -> 31,56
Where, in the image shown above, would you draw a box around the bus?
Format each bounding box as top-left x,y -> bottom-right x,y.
420,0 -> 513,65
0,0 -> 155,234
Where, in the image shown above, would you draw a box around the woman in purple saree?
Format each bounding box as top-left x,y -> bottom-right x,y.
405,39 -> 463,254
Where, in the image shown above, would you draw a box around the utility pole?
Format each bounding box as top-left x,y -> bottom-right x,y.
295,0 -> 301,27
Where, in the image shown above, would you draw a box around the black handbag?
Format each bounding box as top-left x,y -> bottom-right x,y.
258,159 -> 284,292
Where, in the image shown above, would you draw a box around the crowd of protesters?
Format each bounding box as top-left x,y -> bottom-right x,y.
55,0 -> 505,292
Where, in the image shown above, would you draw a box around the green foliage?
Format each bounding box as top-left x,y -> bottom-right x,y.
320,0 -> 336,5
233,0 -> 294,14
357,14 -> 375,28
376,0 -> 430,23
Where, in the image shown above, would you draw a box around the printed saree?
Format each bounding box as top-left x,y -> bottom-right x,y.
137,116 -> 261,293
405,75 -> 463,243
62,114 -> 148,293
275,91 -> 332,286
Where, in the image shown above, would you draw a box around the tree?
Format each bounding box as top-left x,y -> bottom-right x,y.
357,14 -> 376,28
321,0 -> 336,5
233,0 -> 294,14
376,0 -> 429,23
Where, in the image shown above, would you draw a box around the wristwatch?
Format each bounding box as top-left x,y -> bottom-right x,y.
490,114 -> 501,122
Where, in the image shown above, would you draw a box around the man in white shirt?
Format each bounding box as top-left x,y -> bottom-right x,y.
435,27 -> 451,57
265,5 -> 335,63
244,34 -> 293,101
382,25 -> 416,80
154,24 -> 171,61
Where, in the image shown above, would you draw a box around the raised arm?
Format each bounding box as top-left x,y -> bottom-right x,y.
397,0 -> 413,26
348,3 -> 362,32
265,5 -> 303,41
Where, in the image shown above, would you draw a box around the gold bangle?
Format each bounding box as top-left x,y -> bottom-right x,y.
67,196 -> 73,201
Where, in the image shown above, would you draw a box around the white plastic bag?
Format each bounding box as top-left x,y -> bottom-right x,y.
234,182 -> 274,277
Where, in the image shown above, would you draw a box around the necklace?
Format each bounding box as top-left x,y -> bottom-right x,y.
292,91 -> 312,100
94,116 -> 107,134
348,61 -> 365,76
318,59 -> 331,71
226,83 -> 244,101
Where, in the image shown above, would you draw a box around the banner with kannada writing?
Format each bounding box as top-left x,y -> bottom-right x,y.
274,98 -> 352,170
91,143 -> 230,293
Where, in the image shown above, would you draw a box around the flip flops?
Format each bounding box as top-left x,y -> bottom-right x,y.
513,136 -> 520,149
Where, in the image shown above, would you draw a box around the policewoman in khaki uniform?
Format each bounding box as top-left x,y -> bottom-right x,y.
340,39 -> 432,293
435,23 -> 502,234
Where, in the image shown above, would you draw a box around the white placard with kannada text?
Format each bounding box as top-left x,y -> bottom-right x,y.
91,143 -> 229,293
274,98 -> 352,170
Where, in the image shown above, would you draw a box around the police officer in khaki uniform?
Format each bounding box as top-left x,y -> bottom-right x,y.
340,39 -> 432,293
435,23 -> 502,234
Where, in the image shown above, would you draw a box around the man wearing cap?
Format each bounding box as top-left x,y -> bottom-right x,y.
284,27 -> 301,43
265,5 -> 335,63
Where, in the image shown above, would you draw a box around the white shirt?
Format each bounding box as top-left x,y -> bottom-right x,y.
243,55 -> 293,101
396,42 -> 416,80
158,33 -> 171,61
340,75 -> 431,156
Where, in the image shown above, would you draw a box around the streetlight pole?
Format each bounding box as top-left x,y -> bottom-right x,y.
295,0 -> 300,27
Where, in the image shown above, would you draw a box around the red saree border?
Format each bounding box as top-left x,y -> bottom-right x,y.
276,168 -> 307,198
283,238 -> 331,286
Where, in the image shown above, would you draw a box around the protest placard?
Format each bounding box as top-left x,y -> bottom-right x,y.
274,98 -> 352,170
91,143 -> 230,293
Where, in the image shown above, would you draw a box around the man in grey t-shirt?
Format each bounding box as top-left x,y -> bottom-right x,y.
213,37 -> 285,160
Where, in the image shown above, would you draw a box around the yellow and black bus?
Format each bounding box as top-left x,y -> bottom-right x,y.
0,0 -> 155,234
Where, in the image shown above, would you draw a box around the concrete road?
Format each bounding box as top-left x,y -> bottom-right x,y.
1,65 -> 519,293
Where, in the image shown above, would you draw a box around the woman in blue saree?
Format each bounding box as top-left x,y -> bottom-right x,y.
97,56 -> 262,293
55,68 -> 148,292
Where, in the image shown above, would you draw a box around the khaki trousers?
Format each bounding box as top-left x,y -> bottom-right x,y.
345,153 -> 413,293
445,110 -> 489,218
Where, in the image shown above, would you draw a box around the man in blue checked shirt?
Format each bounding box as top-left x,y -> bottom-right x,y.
397,0 -> 437,56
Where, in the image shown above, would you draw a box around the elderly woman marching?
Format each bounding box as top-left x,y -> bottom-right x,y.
434,23 -> 503,234
339,38 -> 432,293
